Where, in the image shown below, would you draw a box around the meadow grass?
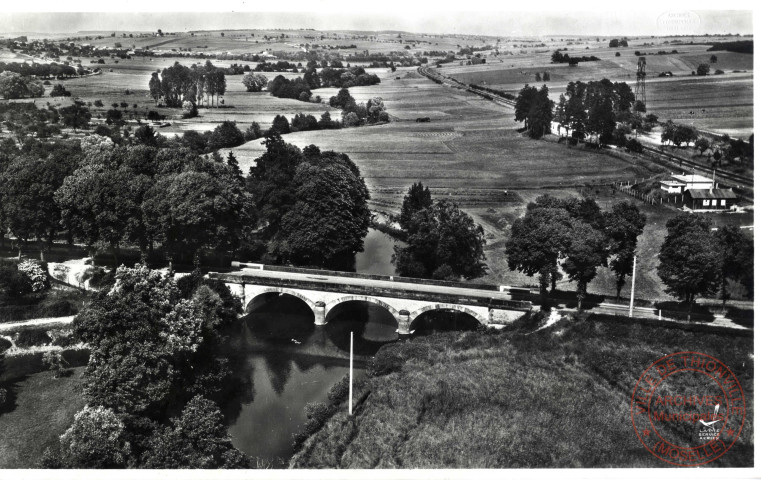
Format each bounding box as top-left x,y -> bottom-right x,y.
0,366 -> 87,468
290,315 -> 753,468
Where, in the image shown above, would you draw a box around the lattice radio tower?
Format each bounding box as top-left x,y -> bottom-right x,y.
635,57 -> 647,109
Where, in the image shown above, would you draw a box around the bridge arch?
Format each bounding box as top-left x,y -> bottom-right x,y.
324,295 -> 401,322
409,304 -> 488,326
245,287 -> 317,313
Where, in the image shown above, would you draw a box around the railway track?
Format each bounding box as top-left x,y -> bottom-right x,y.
418,66 -> 517,107
418,65 -> 754,197
640,145 -> 753,191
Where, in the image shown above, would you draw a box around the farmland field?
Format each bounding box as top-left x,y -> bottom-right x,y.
40,56 -> 344,136
444,43 -> 753,138
233,67 -> 660,199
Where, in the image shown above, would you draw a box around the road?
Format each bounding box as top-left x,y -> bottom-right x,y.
222,267 -> 514,302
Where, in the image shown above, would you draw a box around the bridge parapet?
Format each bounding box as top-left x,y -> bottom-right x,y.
212,271 -> 532,312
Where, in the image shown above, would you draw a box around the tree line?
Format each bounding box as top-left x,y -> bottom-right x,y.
554,79 -> 635,145
0,132 -> 371,272
41,265 -> 251,468
0,71 -> 45,100
506,195 -> 646,308
0,61 -> 79,79
505,195 -> 753,311
550,50 -> 600,65
148,60 -> 227,108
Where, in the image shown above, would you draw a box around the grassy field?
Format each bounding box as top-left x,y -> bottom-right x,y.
38,56 -> 342,137
0,365 -> 87,468
233,67 -> 659,197
290,315 -> 753,468
443,41 -> 753,138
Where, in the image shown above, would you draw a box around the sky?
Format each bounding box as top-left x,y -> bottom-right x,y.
0,3 -> 754,37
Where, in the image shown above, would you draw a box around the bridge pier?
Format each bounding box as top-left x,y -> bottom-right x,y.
313,301 -> 326,326
396,310 -> 411,335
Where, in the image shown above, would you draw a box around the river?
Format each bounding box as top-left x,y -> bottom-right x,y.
222,228 -> 401,467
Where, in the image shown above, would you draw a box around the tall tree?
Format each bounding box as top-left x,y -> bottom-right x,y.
141,395 -> 249,468
245,133 -> 302,236
149,71 -> 162,105
657,214 -> 720,314
562,220 -> 608,310
399,182 -> 433,232
395,200 -> 486,280
526,85 -> 554,138
269,152 -> 370,269
603,202 -> 646,299
506,206 -> 572,294
0,154 -> 74,260
713,225 -> 754,306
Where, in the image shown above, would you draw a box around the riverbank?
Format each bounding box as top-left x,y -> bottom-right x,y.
290,312 -> 753,468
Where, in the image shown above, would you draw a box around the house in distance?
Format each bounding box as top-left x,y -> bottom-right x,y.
684,188 -> 738,211
659,173 -> 715,194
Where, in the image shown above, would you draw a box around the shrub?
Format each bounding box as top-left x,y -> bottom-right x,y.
15,329 -> 53,348
50,84 -> 71,97
327,374 -> 350,405
715,69 -> 725,75
94,125 -> 112,137
43,350 -> 68,377
208,120 -> 244,150
0,336 -> 12,354
94,100 -> 104,107
0,259 -> 33,299
52,333 -> 77,348
305,402 -> 333,424
82,267 -> 114,289
625,138 -> 644,153
41,299 -> 78,317
147,110 -> 161,121
181,100 -> 197,119
18,260 -> 48,292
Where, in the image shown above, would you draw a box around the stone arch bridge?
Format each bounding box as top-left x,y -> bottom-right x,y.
210,264 -> 532,335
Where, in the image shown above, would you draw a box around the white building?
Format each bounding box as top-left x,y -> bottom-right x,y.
660,173 -> 715,193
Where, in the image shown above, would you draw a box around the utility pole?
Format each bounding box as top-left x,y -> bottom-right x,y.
629,255 -> 637,318
349,331 -> 353,415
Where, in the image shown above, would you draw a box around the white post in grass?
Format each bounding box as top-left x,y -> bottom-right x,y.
349,331 -> 353,416
629,255 -> 637,318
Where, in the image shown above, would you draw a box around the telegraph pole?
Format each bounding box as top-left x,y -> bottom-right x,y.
349,331 -> 353,415
629,256 -> 637,318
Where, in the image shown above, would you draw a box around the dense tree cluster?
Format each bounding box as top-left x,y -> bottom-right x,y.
329,88 -> 388,125
0,102 -> 61,139
149,60 -> 227,108
306,65 -> 380,89
41,265 -> 249,468
241,72 -> 268,92
506,195 -> 645,308
267,74 -> 312,102
658,215 -> 753,312
660,120 -> 698,147
253,60 -> 301,72
0,71 -> 45,99
514,84 -> 554,139
0,61 -> 79,79
555,79 -> 635,145
55,138 -> 250,266
550,50 -> 600,65
608,38 -> 629,48
246,135 -> 370,269
393,184 -> 485,280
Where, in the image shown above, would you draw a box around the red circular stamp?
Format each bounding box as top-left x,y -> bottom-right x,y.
631,351 -> 746,466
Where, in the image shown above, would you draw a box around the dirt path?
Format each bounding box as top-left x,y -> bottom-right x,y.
0,316 -> 75,332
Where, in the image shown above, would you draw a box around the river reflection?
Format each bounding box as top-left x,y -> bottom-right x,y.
223,293 -> 397,466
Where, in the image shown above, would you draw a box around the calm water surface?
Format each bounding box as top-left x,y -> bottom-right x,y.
222,228 -> 399,466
